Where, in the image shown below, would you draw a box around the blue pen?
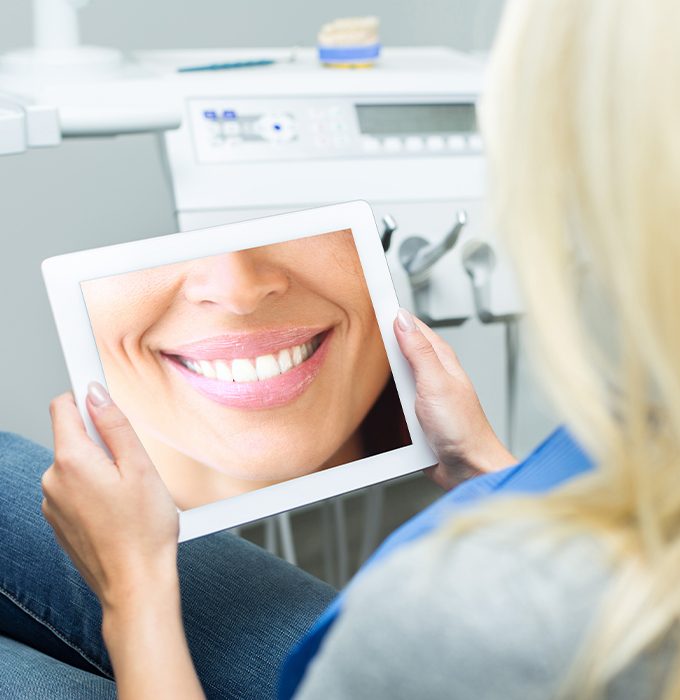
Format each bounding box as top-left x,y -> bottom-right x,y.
178,59 -> 277,73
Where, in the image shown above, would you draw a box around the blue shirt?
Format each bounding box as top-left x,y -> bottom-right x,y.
279,427 -> 594,699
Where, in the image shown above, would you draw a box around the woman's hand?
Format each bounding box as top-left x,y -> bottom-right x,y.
43,383 -> 205,700
394,309 -> 516,491
42,383 -> 179,613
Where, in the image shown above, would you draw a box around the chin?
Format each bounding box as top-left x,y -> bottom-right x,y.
213,460 -> 327,484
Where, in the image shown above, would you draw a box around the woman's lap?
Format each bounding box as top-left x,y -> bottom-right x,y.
0,431 -> 336,699
0,635 -> 116,699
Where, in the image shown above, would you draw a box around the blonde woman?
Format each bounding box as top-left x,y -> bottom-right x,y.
0,0 -> 676,697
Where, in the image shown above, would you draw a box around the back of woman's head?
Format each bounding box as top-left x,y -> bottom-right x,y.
480,0 -> 680,695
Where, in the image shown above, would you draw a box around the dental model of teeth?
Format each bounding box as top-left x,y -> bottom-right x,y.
317,16 -> 379,47
179,337 -> 321,383
317,16 -> 381,68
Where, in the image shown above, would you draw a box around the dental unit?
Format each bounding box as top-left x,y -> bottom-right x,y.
0,0 -> 526,578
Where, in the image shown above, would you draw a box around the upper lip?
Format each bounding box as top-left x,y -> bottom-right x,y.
161,326 -> 330,361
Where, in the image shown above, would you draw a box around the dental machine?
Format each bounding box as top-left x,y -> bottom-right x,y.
1,0 -> 526,581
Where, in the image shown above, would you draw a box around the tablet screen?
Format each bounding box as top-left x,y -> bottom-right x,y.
80,229 -> 411,510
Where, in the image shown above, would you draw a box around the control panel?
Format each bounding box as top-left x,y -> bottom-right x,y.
188,97 -> 482,164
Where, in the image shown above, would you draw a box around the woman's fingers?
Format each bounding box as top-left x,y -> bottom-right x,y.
49,393 -> 93,456
49,387 -> 148,476
414,317 -> 465,377
86,382 -> 153,474
394,309 -> 449,394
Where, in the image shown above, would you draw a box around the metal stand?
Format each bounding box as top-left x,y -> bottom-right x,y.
320,498 -> 350,587
504,318 -> 520,453
358,484 -> 385,565
262,512 -> 297,565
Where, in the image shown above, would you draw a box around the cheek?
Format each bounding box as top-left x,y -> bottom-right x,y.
365,329 -> 391,384
84,283 -> 174,358
343,293 -> 391,405
93,306 -> 150,356
290,233 -> 363,297
300,264 -> 370,321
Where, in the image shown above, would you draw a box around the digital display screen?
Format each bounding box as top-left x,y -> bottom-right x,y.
80,230 -> 411,510
356,103 -> 477,136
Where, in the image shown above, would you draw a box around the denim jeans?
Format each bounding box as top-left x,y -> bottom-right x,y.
0,432 -> 336,699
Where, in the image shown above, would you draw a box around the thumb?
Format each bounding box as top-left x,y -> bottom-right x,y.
394,309 -> 448,393
86,381 -> 152,472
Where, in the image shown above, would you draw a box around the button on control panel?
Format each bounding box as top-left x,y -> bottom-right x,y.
383,137 -> 403,153
404,136 -> 424,152
358,133 -> 481,155
425,135 -> 445,151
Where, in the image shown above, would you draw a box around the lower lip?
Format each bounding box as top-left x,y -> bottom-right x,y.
164,332 -> 332,410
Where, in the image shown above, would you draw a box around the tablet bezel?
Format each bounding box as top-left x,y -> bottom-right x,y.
42,200 -> 437,541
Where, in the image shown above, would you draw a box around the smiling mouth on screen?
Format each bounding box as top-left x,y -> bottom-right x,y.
161,328 -> 332,409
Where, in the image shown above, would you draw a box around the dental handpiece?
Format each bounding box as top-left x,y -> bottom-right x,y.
462,239 -> 497,323
381,214 -> 398,252
404,210 -> 468,286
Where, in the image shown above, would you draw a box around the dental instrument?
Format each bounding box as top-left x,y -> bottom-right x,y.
398,211 -> 469,327
400,210 -> 468,288
461,239 -> 497,324
179,59 -> 276,73
177,50 -> 299,73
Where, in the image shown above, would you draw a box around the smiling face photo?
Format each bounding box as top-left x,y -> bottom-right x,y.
81,229 -> 410,509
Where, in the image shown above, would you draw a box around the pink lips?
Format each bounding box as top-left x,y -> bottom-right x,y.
162,328 -> 332,410
166,327 -> 327,362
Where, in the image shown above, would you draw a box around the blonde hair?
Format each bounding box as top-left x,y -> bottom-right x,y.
463,0 -> 680,696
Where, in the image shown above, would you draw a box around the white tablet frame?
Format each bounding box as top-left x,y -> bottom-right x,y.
42,200 -> 436,541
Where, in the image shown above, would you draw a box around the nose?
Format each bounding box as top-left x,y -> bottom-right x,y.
182,251 -> 289,315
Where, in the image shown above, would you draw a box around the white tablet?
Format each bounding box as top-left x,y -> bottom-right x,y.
42,201 -> 436,541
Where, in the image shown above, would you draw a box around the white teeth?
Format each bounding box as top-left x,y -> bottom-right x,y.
256,354 -> 281,380
198,360 -> 216,378
214,359 -> 232,381
180,335 -> 323,383
231,358 -> 258,382
277,348 -> 293,373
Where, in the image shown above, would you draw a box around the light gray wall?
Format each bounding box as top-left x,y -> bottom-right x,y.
0,0 -> 510,448
1,1 -> 505,52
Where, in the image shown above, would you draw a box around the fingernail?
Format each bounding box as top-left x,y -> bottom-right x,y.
397,308 -> 416,332
87,381 -> 111,407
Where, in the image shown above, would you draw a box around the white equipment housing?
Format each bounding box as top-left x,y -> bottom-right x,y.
137,47 -> 521,325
